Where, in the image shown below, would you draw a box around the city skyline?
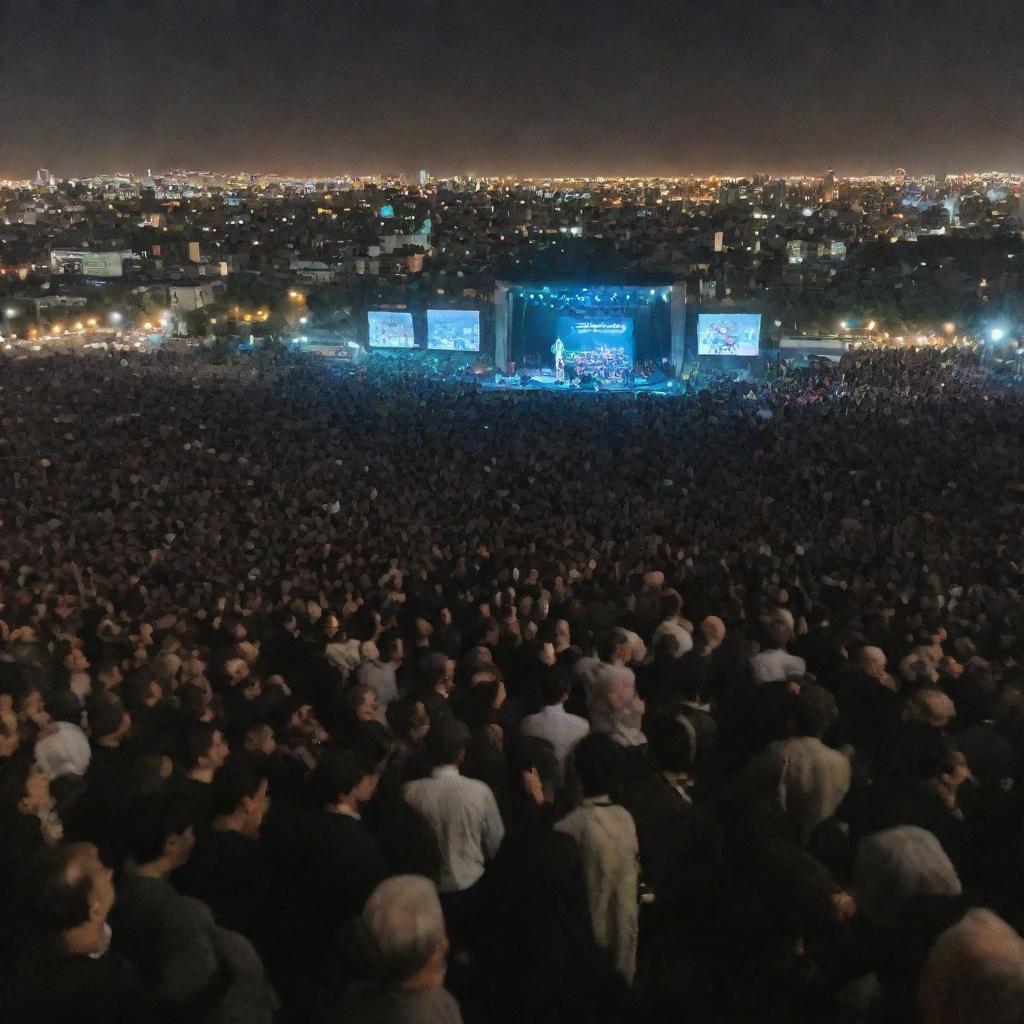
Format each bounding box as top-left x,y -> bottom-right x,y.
2,0 -> 1022,179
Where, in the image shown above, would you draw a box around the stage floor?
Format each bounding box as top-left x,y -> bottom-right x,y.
480,371 -> 672,395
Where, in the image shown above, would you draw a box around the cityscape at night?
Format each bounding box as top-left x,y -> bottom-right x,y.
4,3 -> 1024,1024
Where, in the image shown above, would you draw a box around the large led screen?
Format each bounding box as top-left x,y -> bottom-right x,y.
554,314 -> 635,378
427,309 -> 480,351
697,313 -> 761,356
368,310 -> 415,348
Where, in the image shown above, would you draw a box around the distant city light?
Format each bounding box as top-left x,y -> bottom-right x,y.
109,312 -> 122,323
943,322 -> 955,333
867,320 -> 877,331
4,308 -> 16,318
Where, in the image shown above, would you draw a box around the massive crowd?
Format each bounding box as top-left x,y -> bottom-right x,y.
2,344 -> 1024,1023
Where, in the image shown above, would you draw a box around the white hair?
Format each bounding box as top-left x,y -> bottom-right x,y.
854,826 -> 961,926
35,722 -> 91,780
361,875 -> 446,983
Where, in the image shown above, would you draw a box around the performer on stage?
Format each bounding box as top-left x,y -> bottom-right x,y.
551,336 -> 565,383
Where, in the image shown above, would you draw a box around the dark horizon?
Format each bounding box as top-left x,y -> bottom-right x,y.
3,0 -> 1022,180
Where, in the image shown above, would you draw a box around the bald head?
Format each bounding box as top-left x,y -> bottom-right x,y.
920,909 -> 1024,1024
857,646 -> 887,678
904,688 -> 956,729
700,616 -> 726,650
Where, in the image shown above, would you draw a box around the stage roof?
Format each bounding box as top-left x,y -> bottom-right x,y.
499,273 -> 679,288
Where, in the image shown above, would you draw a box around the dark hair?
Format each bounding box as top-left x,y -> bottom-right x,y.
177,684 -> 209,721
454,681 -> 501,731
310,749 -> 369,806
350,720 -> 392,772
766,620 -> 792,650
88,699 -> 128,742
653,632 -> 681,660
540,669 -> 571,706
124,792 -> 194,864
210,755 -> 266,818
378,630 -> 402,662
386,696 -> 427,742
29,843 -> 95,934
659,592 -> 683,619
0,752 -> 38,812
417,651 -> 448,688
426,717 -> 469,765
571,734 -> 617,797
793,684 -> 838,738
896,726 -> 959,781
46,689 -> 83,726
646,716 -> 695,774
176,720 -> 216,771
121,671 -> 158,711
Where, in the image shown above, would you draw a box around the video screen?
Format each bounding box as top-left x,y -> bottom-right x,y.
697,313 -> 761,356
368,310 -> 415,348
555,315 -> 634,378
427,309 -> 480,352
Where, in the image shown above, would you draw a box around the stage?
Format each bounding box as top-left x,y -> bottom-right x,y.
480,370 -> 675,395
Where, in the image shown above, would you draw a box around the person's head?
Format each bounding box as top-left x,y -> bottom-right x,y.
89,699 -> 132,747
903,688 -> 957,730
361,875 -> 449,988
311,748 -> 379,810
858,645 -> 888,679
700,615 -> 726,651
653,632 -> 680,662
659,590 -> 683,621
243,721 -> 277,757
418,652 -> 452,695
426,717 -> 469,768
223,657 -> 250,685
35,722 -> 91,781
121,671 -> 162,711
386,697 -> 430,747
540,670 -> 571,707
572,733 -> 617,798
0,752 -> 52,817
210,756 -> 270,838
554,618 -> 571,647
29,842 -> 115,956
919,908 -> 1024,1024
124,792 -> 195,871
793,684 -> 839,739
766,620 -> 792,651
853,825 -> 962,928
177,721 -> 229,777
321,613 -> 340,640
379,630 -> 404,665
646,715 -> 696,779
344,683 -> 379,723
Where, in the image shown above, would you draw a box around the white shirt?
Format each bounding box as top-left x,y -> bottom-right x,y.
749,648 -> 807,685
520,703 -> 590,774
357,659 -> 398,706
402,765 -> 505,892
555,797 -> 639,983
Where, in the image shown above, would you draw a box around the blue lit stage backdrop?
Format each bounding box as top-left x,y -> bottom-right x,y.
427,309 -> 480,351
368,310 -> 416,348
555,315 -> 634,378
697,313 -> 762,356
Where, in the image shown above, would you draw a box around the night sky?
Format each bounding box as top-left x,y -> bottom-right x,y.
2,0 -> 1022,178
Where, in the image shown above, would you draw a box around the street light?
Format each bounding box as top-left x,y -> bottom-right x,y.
4,308 -> 16,318
298,316 -> 308,325
109,312 -> 122,324
990,328 -> 1005,342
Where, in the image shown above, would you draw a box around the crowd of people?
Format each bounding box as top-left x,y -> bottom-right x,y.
2,343 -> 1024,1023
